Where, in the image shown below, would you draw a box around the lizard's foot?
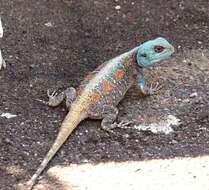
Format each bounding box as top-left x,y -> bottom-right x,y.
47,89 -> 62,106
101,125 -> 117,135
36,87 -> 76,109
88,105 -> 133,135
113,120 -> 133,129
141,82 -> 163,96
36,89 -> 64,107
101,120 -> 133,137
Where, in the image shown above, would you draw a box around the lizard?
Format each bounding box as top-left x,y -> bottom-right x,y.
21,37 -> 174,190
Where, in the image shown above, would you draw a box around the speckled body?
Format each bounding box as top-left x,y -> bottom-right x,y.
75,47 -> 138,118
23,38 -> 174,190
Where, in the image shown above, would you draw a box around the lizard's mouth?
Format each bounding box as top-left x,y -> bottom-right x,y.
170,46 -> 175,53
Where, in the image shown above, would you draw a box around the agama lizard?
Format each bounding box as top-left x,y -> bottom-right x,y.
21,37 -> 174,189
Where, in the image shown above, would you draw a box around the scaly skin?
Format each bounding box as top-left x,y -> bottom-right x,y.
20,37 -> 174,190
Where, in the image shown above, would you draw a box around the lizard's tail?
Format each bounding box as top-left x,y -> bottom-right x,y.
23,108 -> 86,190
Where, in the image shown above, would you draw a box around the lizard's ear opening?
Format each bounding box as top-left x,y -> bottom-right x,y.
136,51 -> 150,68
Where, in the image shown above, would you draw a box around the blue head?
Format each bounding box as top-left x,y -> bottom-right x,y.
136,37 -> 174,68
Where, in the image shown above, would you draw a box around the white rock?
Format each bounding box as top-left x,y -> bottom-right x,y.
0,17 -> 3,38
189,92 -> 198,98
0,50 -> 6,70
0,17 -> 5,70
44,22 -> 53,27
134,115 -> 181,135
0,112 -> 17,119
115,5 -> 121,10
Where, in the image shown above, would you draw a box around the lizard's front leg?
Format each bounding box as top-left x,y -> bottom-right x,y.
37,87 -> 76,109
88,105 -> 132,134
137,71 -> 162,95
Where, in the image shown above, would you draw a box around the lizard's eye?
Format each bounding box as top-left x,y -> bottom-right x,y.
154,45 -> 165,53
141,53 -> 147,57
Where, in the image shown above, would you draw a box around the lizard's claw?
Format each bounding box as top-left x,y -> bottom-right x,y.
101,120 -> 133,136
145,82 -> 163,95
103,120 -> 134,137
36,90 -> 59,106
36,89 -> 66,107
47,89 -> 58,98
113,120 -> 134,129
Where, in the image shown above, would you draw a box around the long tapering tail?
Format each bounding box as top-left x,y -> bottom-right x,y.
24,109 -> 86,190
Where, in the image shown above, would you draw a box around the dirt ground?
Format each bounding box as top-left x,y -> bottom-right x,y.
0,0 -> 209,189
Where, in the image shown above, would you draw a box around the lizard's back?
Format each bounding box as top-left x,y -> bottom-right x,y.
73,47 -> 138,116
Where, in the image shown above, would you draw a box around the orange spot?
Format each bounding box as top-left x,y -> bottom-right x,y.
114,69 -> 125,80
123,56 -> 136,67
91,92 -> 102,101
103,80 -> 114,94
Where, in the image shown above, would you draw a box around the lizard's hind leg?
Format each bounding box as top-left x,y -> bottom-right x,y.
37,87 -> 76,109
88,105 -> 132,134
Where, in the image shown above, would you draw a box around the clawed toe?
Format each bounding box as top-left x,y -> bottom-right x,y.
47,89 -> 58,98
36,89 -> 63,107
102,127 -> 117,135
102,120 -> 134,136
116,120 -> 133,129
147,82 -> 163,95
153,82 -> 163,91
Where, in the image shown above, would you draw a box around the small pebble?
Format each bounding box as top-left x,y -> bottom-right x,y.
5,138 -> 12,144
1,112 -> 17,119
115,5 -> 121,10
123,134 -> 129,138
189,92 -> 198,98
183,99 -> 190,103
44,22 -> 53,27
81,159 -> 89,163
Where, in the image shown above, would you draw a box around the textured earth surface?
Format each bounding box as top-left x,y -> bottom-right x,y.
0,0 -> 208,189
